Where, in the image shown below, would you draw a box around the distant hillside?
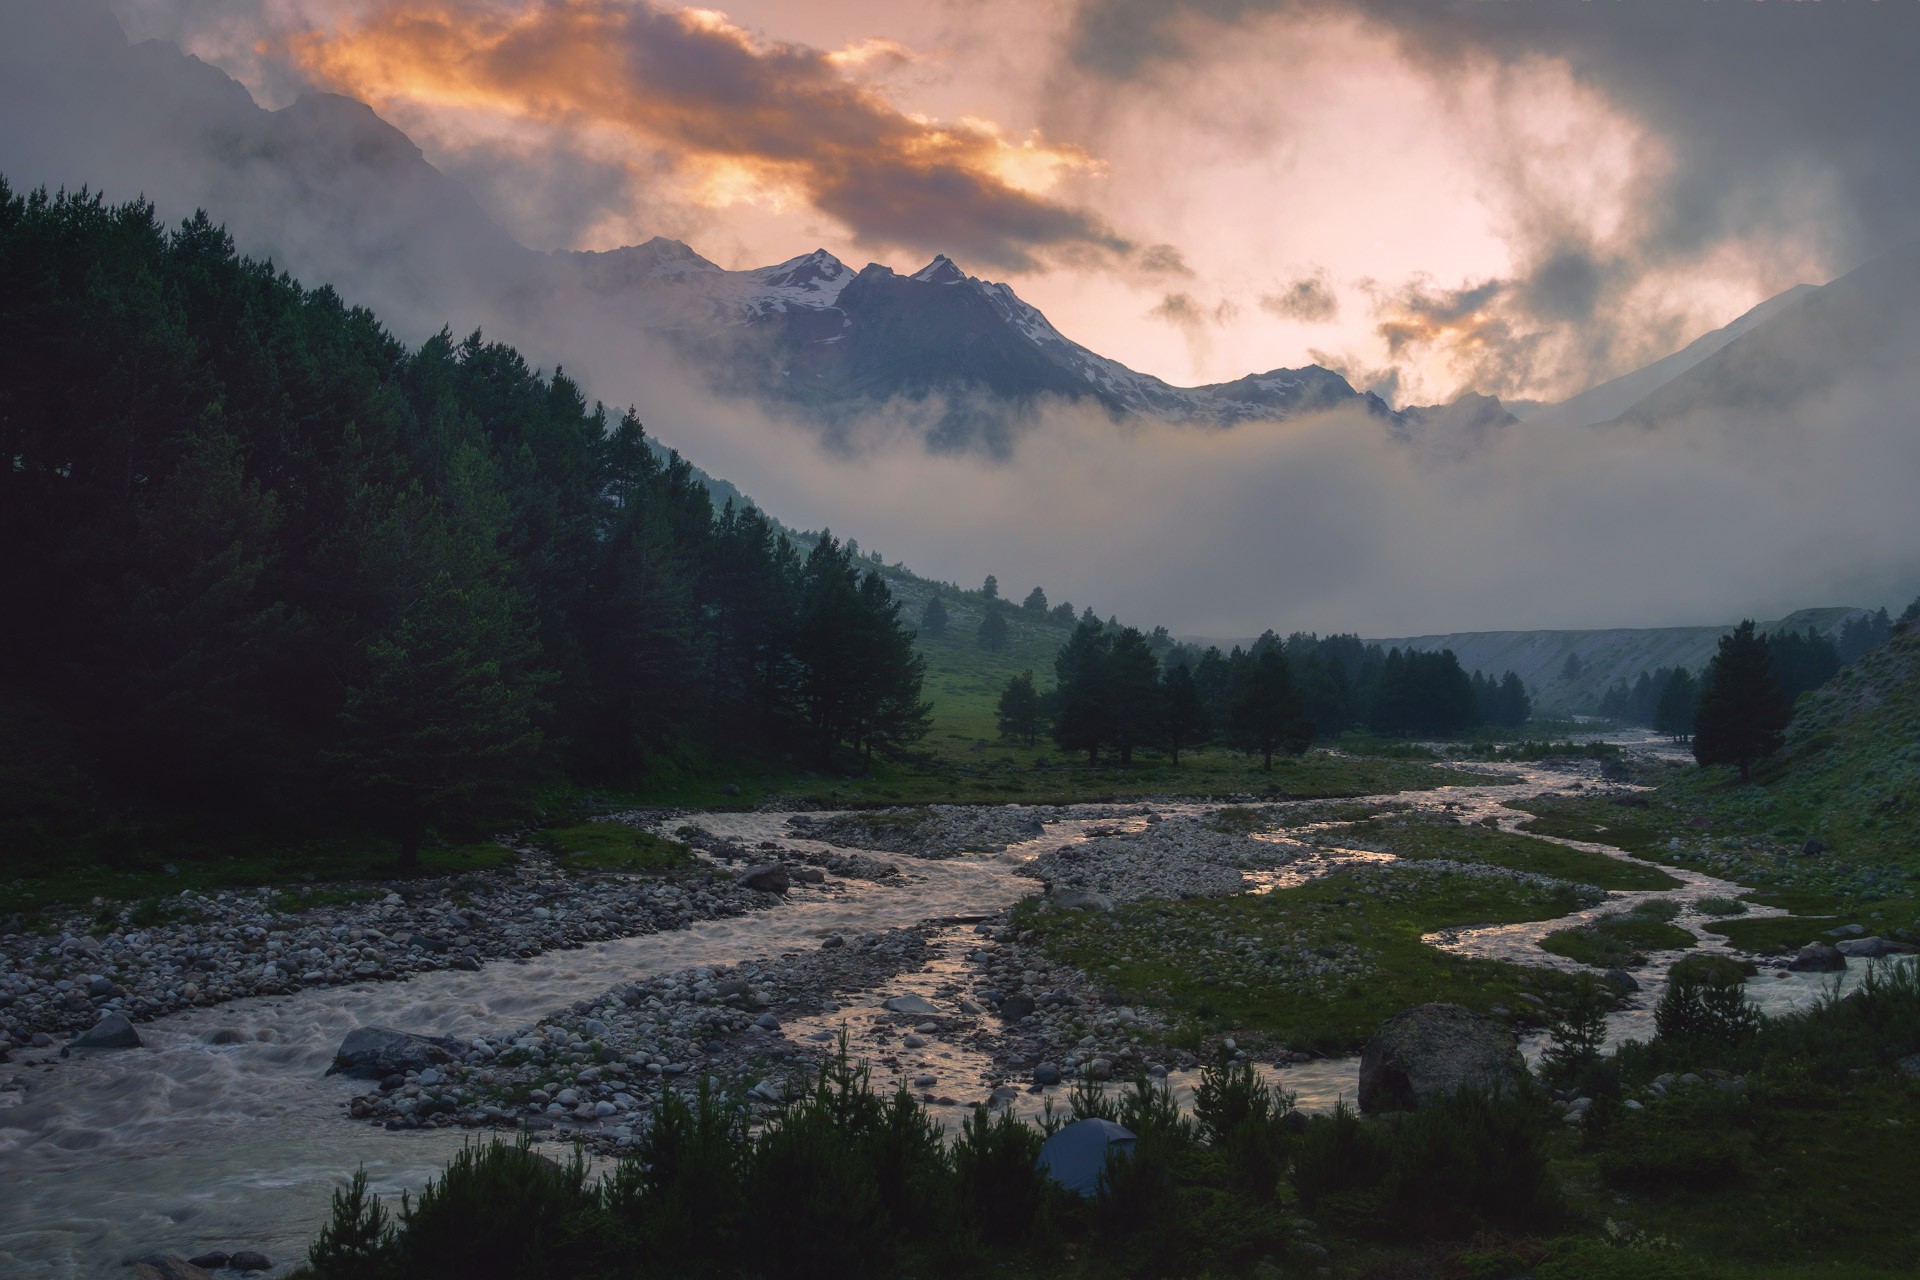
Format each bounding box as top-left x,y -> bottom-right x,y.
1370,608 -> 1869,712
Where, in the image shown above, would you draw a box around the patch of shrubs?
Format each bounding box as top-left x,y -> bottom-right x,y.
1290,1087 -> 1561,1240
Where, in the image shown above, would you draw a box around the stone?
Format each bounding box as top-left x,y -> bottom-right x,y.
737,865 -> 791,894
73,1012 -> 141,1050
186,1253 -> 229,1270
1787,943 -> 1847,973
1897,1053 -> 1920,1079
1032,1063 -> 1061,1085
1801,838 -> 1828,856
883,994 -> 939,1017
1825,923 -> 1866,937
1836,936 -> 1917,957
721,783 -> 742,796
997,995 -> 1037,1022
129,1255 -> 212,1280
325,1026 -> 465,1078
1602,968 -> 1641,993
1050,888 -> 1114,912
754,1012 -> 781,1031
902,1033 -> 927,1049
1357,1004 -> 1523,1113
228,1250 -> 272,1271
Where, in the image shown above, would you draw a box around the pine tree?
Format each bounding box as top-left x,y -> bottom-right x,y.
1022,586 -> 1048,614
1231,648 -> 1312,770
1105,627 -> 1162,767
330,570 -> 550,866
919,594 -> 949,639
981,574 -> 999,601
1161,663 -> 1207,765
1654,668 -> 1697,742
976,605 -> 1009,652
996,671 -> 1043,746
1051,621 -> 1111,765
1692,621 -> 1788,782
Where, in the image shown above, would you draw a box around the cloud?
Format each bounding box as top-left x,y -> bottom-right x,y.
1149,291 -> 1239,378
271,0 -> 1134,271
1260,270 -> 1337,323
1056,0 -> 1919,401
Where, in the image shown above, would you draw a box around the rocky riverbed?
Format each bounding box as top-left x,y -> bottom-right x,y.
0,839 -> 782,1051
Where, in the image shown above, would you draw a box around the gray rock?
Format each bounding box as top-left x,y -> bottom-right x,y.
1357,1004 -> 1523,1113
1897,1053 -> 1920,1079
73,1012 -> 141,1050
1602,968 -> 1641,993
185,1253 -> 229,1270
1801,838 -> 1827,856
883,994 -> 940,1017
754,1012 -> 781,1031
738,865 -> 791,894
1032,1063 -> 1061,1085
1787,943 -> 1847,972
325,1026 -> 464,1078
1050,888 -> 1113,912
1836,936 -> 1918,957
1825,923 -> 1865,937
129,1256 -> 212,1280
997,995 -> 1037,1022
228,1250 -> 272,1272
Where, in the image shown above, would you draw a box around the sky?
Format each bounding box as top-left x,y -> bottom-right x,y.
107,0 -> 1919,407
7,0 -> 1918,637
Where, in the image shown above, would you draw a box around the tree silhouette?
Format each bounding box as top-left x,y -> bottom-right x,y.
996,671 -> 1043,746
1692,621 -> 1789,781
1654,668 -> 1697,742
919,594 -> 949,639
1161,663 -> 1207,765
1022,586 -> 1048,614
976,605 -> 1009,652
1231,648 -> 1312,770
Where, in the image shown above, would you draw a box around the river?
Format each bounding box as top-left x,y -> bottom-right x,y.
0,741 -> 1882,1275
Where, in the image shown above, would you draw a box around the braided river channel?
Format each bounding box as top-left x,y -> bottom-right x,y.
0,736 -> 1884,1276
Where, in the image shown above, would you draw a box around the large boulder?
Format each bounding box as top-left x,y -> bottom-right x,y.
73,1012 -> 141,1050
1357,1004 -> 1523,1113
738,864 -> 791,894
1836,936 -> 1918,958
325,1026 -> 465,1078
1787,943 -> 1847,972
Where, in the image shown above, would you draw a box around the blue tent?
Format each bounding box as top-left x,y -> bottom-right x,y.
1035,1118 -> 1136,1196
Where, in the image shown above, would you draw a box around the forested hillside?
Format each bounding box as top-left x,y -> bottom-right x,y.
0,183 -> 926,861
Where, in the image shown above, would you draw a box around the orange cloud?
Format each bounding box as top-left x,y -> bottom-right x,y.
285,0 -> 1129,270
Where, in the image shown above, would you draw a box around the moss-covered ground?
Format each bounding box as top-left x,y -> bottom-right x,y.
1015,863 -> 1590,1053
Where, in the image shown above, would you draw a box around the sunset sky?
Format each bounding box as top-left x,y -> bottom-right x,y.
114,0 -> 1918,408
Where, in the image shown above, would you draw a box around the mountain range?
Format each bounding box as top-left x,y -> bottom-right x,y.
0,0 -> 1914,457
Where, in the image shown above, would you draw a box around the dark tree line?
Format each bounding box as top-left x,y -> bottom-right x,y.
1166,633 -> 1529,741
999,625 -> 1531,768
0,185 -> 927,858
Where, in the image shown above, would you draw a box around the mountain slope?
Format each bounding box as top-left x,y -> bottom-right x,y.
1512,284 -> 1817,428
0,0 -> 1508,451
1609,241 -> 1920,428
1371,607 -> 1869,712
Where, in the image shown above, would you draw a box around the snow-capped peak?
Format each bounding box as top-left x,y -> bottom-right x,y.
747,248 -> 857,313
911,254 -> 968,285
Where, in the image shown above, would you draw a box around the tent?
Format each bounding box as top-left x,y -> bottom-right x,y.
1035,1118 -> 1136,1196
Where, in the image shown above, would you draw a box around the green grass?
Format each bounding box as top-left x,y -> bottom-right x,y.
1324,814 -> 1681,892
1016,865 -> 1586,1054
1561,1079 -> 1920,1277
0,836 -> 515,924
536,823 -> 693,873
1696,896 -> 1748,916
1541,901 -> 1696,968
1703,914 -> 1841,955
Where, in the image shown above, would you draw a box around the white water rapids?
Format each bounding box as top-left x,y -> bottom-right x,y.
0,746 -> 1884,1276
